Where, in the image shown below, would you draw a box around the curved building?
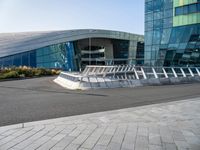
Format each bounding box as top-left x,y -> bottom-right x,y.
0,29 -> 144,71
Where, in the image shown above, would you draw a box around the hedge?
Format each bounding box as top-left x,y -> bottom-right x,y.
0,66 -> 61,80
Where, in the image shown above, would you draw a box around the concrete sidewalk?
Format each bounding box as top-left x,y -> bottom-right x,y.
0,98 -> 200,150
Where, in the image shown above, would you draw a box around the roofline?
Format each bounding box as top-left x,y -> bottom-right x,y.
0,29 -> 144,37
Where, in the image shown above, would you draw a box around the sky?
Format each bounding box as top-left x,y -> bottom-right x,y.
0,0 -> 145,34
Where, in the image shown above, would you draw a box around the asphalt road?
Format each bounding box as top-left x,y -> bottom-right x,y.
0,76 -> 200,127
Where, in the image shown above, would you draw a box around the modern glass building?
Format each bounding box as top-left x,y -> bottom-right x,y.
0,29 -> 144,71
145,0 -> 200,67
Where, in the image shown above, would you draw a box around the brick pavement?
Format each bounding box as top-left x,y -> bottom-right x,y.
0,98 -> 200,150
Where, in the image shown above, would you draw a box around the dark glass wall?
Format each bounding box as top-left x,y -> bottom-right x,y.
0,51 -> 36,68
136,42 -> 145,65
112,39 -> 129,65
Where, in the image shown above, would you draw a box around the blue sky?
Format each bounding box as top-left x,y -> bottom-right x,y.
0,0 -> 144,34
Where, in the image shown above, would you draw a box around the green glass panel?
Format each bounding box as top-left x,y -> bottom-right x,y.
173,13 -> 200,26
174,0 -> 198,7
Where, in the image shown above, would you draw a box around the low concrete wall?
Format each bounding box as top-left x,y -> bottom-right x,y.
54,75 -> 200,90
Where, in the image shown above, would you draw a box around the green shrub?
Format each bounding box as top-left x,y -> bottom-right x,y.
0,66 -> 61,80
33,68 -> 51,76
0,71 -> 19,79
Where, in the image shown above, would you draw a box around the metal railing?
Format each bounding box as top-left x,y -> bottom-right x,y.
80,65 -> 200,79
55,65 -> 200,90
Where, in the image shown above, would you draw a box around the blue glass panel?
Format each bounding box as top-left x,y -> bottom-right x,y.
175,7 -> 183,16
175,3 -> 199,16
188,4 -> 197,14
0,59 -> 2,67
66,42 -> 76,71
13,54 -> 21,66
30,51 -> 36,67
4,56 -> 13,67
145,1 -> 153,13
197,3 -> 200,11
22,52 -> 29,66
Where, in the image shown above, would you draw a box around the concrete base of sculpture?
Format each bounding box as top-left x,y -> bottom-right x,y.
54,72 -> 200,90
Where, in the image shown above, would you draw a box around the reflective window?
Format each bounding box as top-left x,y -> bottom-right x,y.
175,3 -> 200,16
13,54 -> 21,66
153,29 -> 161,44
161,29 -> 171,44
153,20 -> 163,29
22,53 -> 29,66
188,4 -> 197,14
30,51 -> 36,67
145,1 -> 153,13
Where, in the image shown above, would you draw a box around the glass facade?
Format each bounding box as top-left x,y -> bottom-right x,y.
0,38 -> 144,70
145,0 -> 200,67
0,42 -> 77,71
0,51 -> 36,69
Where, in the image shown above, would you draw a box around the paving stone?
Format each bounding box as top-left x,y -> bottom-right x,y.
23,136 -> 52,150
12,130 -> 50,149
93,145 -> 107,150
0,130 -> 36,150
107,142 -> 121,150
103,125 -> 117,136
160,134 -> 174,144
185,136 -> 200,145
0,135 -> 5,140
0,128 -> 32,146
51,136 -> 75,150
96,134 -> 112,146
1,129 -> 19,136
137,127 -> 148,137
174,140 -> 191,149
69,125 -> 87,137
72,134 -> 90,145
163,143 -> 177,150
149,144 -> 162,150
135,135 -> 148,150
64,143 -> 80,150
149,126 -> 160,135
81,127 -> 106,149
109,124 -> 127,145
60,125 -> 76,134
149,133 -> 161,146
37,133 -> 66,150
189,143 -> 200,150
121,130 -> 136,150
172,130 -> 186,141
78,148 -> 89,150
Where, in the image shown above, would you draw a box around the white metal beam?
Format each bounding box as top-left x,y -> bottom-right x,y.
188,68 -> 194,77
162,68 -> 168,78
152,67 -> 158,79
141,67 -> 147,79
196,68 -> 200,76
180,68 -> 186,77
172,68 -> 178,78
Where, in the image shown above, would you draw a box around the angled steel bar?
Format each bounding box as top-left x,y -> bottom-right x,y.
188,68 -> 194,77
172,68 -> 178,78
180,68 -> 186,77
133,67 -> 139,79
162,68 -> 168,78
141,67 -> 147,79
152,67 -> 158,79
196,68 -> 200,76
